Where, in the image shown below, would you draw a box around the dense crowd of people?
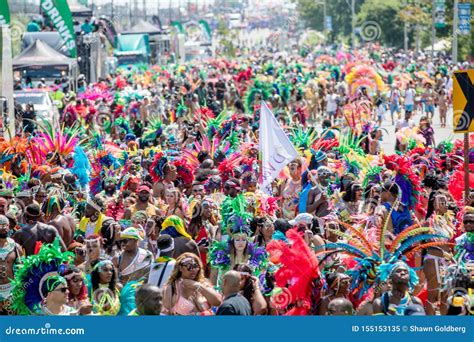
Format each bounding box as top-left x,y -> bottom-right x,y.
4,42 -> 474,316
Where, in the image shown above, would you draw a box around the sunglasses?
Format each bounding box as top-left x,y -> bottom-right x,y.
54,287 -> 68,293
464,220 -> 474,225
181,263 -> 199,271
121,239 -> 133,244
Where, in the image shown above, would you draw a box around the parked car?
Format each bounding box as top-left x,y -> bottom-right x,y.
14,90 -> 60,125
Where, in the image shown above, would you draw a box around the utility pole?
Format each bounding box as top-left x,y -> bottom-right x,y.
344,0 -> 356,49
129,0 -> 133,28
452,0 -> 458,63
169,0 -> 172,24
134,0 -> 138,25
403,0 -> 408,52
351,0 -> 356,50
143,0 -> 147,21
431,0 -> 435,56
323,0 -> 327,41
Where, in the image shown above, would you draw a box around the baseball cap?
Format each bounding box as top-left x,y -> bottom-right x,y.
289,213 -> 314,226
137,185 -> 151,194
120,227 -> 144,241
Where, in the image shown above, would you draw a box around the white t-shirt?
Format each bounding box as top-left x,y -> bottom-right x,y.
147,260 -> 176,288
395,118 -> 415,130
326,94 -> 338,112
404,88 -> 415,105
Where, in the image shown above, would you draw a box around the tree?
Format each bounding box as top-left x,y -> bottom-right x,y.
294,0 -> 365,44
357,0 -> 406,48
216,19 -> 236,57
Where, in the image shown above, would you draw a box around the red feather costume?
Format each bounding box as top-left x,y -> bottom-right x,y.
267,229 -> 323,315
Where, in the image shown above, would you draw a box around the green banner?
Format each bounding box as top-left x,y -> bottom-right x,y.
0,0 -> 10,25
434,0 -> 446,29
40,0 -> 77,58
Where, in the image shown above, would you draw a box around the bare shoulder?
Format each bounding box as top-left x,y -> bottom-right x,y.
372,297 -> 383,314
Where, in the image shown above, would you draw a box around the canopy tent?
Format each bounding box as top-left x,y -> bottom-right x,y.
22,32 -> 70,57
124,20 -> 163,35
13,40 -> 78,85
13,40 -> 76,69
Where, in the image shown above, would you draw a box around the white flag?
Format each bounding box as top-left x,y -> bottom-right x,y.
259,101 -> 299,193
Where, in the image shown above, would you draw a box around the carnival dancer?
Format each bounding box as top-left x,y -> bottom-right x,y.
10,239 -> 76,315
13,203 -> 66,256
0,215 -> 21,314
373,262 -> 423,315
114,227 -> 153,284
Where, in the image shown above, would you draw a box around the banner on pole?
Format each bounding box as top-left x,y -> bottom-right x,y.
259,101 -> 299,193
0,0 -> 10,25
325,16 -> 332,32
458,2 -> 471,35
434,0 -> 446,29
40,0 -> 77,58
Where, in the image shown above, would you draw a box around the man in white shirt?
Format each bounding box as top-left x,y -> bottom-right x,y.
325,89 -> 338,123
147,235 -> 176,288
395,111 -> 415,132
404,83 -> 416,114
389,85 -> 401,125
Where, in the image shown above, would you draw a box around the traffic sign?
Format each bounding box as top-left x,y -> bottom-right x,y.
453,70 -> 474,133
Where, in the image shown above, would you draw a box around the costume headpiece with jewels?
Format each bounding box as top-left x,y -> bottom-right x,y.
314,216 -> 454,298
10,238 -> 74,314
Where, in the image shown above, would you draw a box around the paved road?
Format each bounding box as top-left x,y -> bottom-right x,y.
381,108 -> 462,154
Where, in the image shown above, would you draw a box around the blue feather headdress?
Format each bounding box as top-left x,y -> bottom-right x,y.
10,239 -> 74,315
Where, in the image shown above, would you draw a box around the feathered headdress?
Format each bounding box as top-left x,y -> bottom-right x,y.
149,152 -> 169,182
315,218 -> 453,298
289,127 -> 319,152
10,239 -> 74,315
141,115 -> 163,143
70,145 -> 91,189
267,229 -> 323,315
221,193 -> 253,235
243,80 -> 272,113
173,158 -> 195,187
383,154 -> 422,209
34,122 -> 83,166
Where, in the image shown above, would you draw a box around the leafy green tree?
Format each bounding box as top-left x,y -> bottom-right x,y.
357,0 -> 405,48
217,19 -> 236,57
294,0 -> 365,44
